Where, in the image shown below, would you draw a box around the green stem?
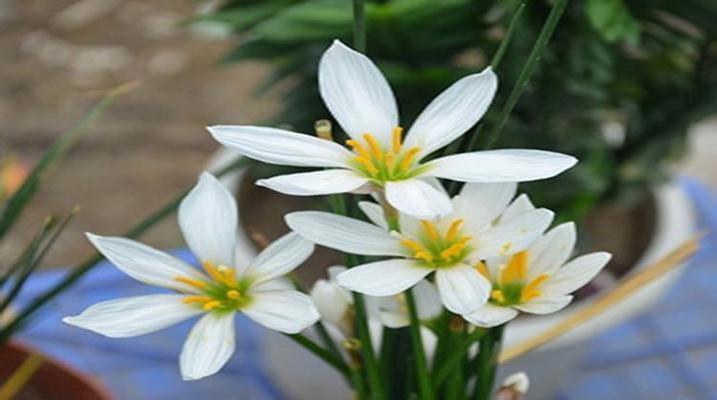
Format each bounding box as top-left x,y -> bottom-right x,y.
481,0 -> 569,150
353,0 -> 366,52
471,325 -> 505,400
286,334 -> 351,378
0,157 -> 250,344
433,327 -> 487,387
405,289 -> 433,400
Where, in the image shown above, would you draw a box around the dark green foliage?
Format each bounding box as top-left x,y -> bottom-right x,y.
201,0 -> 717,220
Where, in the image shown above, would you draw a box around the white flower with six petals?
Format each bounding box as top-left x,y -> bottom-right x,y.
63,173 -> 320,380
208,40 -> 577,220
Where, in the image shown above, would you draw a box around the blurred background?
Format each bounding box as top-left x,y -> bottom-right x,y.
1,0 -> 716,399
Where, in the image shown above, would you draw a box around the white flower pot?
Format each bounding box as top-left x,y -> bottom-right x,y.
209,151 -> 696,399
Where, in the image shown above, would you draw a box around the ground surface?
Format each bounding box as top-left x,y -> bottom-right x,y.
0,0 -> 276,266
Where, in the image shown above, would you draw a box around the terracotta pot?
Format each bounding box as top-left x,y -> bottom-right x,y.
0,341 -> 112,400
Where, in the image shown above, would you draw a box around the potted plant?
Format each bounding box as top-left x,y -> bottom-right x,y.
190,0 -> 713,397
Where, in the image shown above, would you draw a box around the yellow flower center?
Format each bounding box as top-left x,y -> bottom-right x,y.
346,127 -> 424,182
400,219 -> 472,268
476,251 -> 549,306
175,261 -> 252,312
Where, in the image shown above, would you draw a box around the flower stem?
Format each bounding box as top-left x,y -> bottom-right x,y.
405,288 -> 433,400
433,327 -> 487,388
471,325 -> 505,400
481,0 -> 569,150
353,0 -> 366,52
286,333 -> 351,378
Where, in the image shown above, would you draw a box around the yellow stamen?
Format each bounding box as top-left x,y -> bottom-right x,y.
446,219 -> 464,242
439,236 -> 471,259
385,152 -> 395,172
415,251 -> 434,262
346,139 -> 371,160
202,261 -> 224,283
363,133 -> 384,159
183,296 -> 212,304
391,127 -> 403,153
400,239 -> 424,252
475,261 -> 491,279
202,300 -> 223,311
218,266 -> 237,287
399,147 -> 420,170
501,251 -> 529,284
491,290 -> 506,304
520,274 -> 549,303
354,156 -> 379,175
420,220 -> 439,241
227,290 -> 241,300
175,276 -> 208,289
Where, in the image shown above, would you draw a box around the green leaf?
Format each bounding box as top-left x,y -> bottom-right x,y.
586,0 -> 641,44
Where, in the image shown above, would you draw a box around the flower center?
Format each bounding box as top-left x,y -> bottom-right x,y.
400,219 -> 472,268
346,127 -> 422,182
175,261 -> 252,312
476,251 -> 549,306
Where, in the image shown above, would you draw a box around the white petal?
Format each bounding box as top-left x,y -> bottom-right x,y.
243,290 -> 320,334
463,303 -> 518,328
86,234 -> 205,291
435,265 -> 491,315
286,211 -> 404,256
413,280 -> 443,321
319,40 -> 398,143
336,259 -> 431,296
208,125 -> 352,168
542,252 -> 611,294
453,182 -> 517,230
180,312 -> 236,380
515,295 -> 573,315
179,172 -> 237,266
385,179 -> 453,220
471,208 -> 554,259
405,67 -> 498,156
246,232 -> 314,283
358,201 -> 388,230
499,194 -> 535,222
526,222 -> 576,278
424,150 -> 578,182
257,169 -> 369,196
63,295 -> 201,338
311,280 -> 351,328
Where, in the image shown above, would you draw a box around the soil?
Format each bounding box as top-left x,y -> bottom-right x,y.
239,168 -> 658,295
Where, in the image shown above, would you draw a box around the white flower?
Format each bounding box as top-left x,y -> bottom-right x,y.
501,372 -> 530,394
208,40 -> 577,220
63,173 -> 319,380
287,182 -> 553,315
311,266 -> 440,357
464,222 -> 611,327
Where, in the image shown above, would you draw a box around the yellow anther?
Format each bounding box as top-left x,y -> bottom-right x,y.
491,290 -> 506,304
439,238 -> 470,260
346,139 -> 371,160
218,266 -> 237,287
475,261 -> 491,279
446,219 -> 464,242
501,251 -> 529,284
354,157 -> 379,175
202,261 -> 224,283
227,290 -> 241,300
182,296 -> 212,304
175,276 -> 208,289
415,251 -> 434,262
391,127 -> 404,154
400,239 -> 425,252
520,274 -> 549,303
399,147 -> 421,170
420,220 -> 439,241
363,133 -> 384,159
202,300 -> 223,311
